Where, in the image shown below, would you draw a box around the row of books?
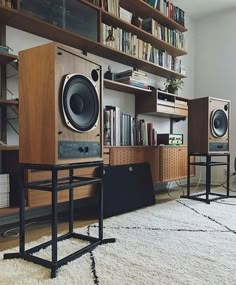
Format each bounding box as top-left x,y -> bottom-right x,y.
104,106 -> 159,146
102,24 -> 185,73
142,18 -> 187,51
102,0 -> 119,17
144,0 -> 185,27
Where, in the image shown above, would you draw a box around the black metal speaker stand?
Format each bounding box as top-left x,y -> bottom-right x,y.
181,153 -> 236,204
4,161 -> 115,278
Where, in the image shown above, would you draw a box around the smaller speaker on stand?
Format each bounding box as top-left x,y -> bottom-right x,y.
181,97 -> 236,203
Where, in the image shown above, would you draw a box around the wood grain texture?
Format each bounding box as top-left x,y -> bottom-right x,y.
109,146 -> 159,182
159,145 -> 194,182
104,79 -> 153,96
136,92 -> 188,118
188,97 -> 230,154
19,42 -> 103,165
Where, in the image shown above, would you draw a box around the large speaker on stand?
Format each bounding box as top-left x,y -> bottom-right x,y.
19,42 -> 103,165
188,97 -> 230,154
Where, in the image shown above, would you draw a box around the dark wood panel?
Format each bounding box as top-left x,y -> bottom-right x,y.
0,98 -> 18,105
119,0 -> 187,33
0,6 -> 186,79
0,146 -> 19,150
102,11 -> 187,57
0,51 -> 17,64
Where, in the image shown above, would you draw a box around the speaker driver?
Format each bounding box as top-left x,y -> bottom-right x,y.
62,74 -> 99,132
210,109 -> 228,138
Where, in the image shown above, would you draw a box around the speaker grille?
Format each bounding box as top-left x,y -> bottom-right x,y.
210,109 -> 228,138
62,74 -> 99,132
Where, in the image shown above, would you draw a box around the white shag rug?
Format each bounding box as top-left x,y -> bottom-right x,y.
1,198 -> 236,285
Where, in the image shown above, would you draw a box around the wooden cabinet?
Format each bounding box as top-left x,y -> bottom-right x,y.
104,145 -> 194,183
136,90 -> 188,119
104,146 -> 159,183
159,145 -> 195,182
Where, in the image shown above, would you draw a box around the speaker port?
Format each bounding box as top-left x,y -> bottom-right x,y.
91,69 -> 99,82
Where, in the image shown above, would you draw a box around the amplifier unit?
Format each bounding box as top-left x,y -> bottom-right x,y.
157,134 -> 183,145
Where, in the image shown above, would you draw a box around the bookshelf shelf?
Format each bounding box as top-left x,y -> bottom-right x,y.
0,145 -> 19,151
102,10 -> 187,58
119,0 -> 188,33
0,52 -> 18,64
104,79 -> 154,96
0,6 -> 185,79
136,90 -> 188,119
0,99 -> 18,105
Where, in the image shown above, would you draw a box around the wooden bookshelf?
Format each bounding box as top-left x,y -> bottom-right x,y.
0,99 -> 18,105
135,90 -> 189,119
0,145 -> 19,150
102,10 -> 187,58
0,207 -> 19,215
119,0 -> 188,33
104,79 -> 154,96
0,6 -> 185,79
0,51 -> 17,64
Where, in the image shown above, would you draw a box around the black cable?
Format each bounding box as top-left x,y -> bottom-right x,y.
222,185 -> 236,192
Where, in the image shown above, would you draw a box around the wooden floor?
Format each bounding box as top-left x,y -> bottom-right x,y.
0,189 -> 182,252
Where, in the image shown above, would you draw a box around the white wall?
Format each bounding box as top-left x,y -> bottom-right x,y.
195,8 -> 236,182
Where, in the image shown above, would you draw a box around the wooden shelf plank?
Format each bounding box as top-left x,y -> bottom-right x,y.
120,0 -> 187,33
140,111 -> 187,119
102,11 -> 187,57
104,79 -> 154,96
0,51 -> 18,64
0,207 -> 19,215
0,6 -> 185,79
0,145 -> 19,150
0,98 -> 18,105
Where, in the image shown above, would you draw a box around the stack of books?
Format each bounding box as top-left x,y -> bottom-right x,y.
114,69 -> 149,89
0,174 -> 10,209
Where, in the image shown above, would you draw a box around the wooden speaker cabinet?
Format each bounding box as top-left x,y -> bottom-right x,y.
188,97 -> 230,154
19,42 -> 103,165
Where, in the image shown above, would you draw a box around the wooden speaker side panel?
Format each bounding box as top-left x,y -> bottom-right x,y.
19,43 -> 56,164
188,98 -> 209,154
55,47 -> 103,164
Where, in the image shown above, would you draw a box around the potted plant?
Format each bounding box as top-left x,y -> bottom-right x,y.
164,78 -> 184,95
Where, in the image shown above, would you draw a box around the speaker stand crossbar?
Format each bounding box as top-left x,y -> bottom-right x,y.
4,161 -> 115,278
181,153 -> 236,204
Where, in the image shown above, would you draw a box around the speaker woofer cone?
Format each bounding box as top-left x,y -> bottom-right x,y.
211,109 -> 228,138
62,74 -> 99,132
